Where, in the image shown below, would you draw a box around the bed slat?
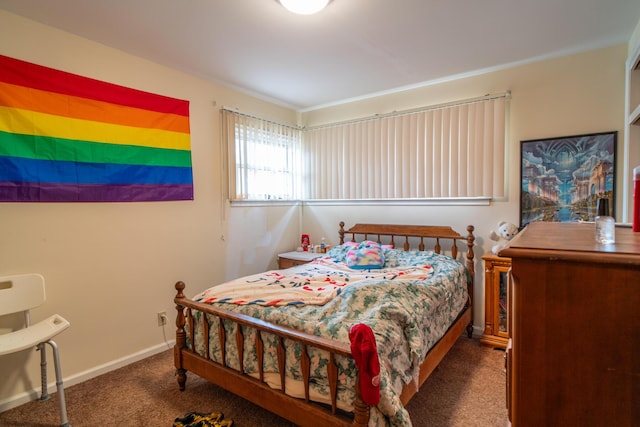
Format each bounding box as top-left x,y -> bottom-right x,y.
219,320 -> 226,367
188,309 -> 195,353
203,314 -> 210,360
277,337 -> 286,393
328,352 -> 339,414
301,344 -> 311,402
256,332 -> 265,382
236,325 -> 244,373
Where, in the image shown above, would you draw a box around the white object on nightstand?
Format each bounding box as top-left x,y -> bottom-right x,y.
278,251 -> 323,261
277,251 -> 323,269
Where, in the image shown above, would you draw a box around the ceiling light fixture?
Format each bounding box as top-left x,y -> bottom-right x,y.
279,0 -> 331,15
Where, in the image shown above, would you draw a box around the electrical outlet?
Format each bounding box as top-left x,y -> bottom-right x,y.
157,311 -> 167,327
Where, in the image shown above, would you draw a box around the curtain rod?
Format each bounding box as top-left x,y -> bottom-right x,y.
222,90 -> 510,131
220,107 -> 302,130
304,91 -> 511,131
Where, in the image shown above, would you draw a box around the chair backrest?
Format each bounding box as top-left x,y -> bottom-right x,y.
0,274 -> 46,316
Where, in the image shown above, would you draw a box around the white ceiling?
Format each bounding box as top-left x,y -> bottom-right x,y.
1,0 -> 640,111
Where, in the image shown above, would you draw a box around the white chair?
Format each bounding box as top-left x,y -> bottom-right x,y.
0,274 -> 71,427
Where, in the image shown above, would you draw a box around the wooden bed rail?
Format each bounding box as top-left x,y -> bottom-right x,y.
174,281 -> 369,426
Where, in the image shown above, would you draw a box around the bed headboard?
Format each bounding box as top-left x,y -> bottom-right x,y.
338,221 -> 475,282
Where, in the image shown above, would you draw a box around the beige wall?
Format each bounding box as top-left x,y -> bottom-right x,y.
298,45 -> 628,331
220,42 -> 629,348
304,44 -> 628,207
229,46 -> 629,331
0,8 -> 633,411
0,10 -> 297,408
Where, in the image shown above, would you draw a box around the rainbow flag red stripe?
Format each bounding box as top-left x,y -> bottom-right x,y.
0,54 -> 193,202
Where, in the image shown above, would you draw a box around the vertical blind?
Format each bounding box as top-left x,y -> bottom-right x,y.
303,94 -> 508,199
222,109 -> 301,200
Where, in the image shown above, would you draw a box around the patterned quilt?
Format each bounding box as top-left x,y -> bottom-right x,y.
193,256 -> 434,306
187,246 -> 469,427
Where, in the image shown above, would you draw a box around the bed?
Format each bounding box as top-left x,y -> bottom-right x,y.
173,222 -> 475,426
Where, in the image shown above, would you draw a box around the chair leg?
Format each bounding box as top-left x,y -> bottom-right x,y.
37,343 -> 49,401
38,340 -> 70,427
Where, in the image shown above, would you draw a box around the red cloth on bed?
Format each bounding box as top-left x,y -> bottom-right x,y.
348,323 -> 381,406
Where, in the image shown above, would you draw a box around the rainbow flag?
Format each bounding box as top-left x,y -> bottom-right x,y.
0,54 -> 193,202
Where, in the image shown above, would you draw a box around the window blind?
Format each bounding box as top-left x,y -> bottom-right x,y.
302,94 -> 508,199
222,109 -> 301,201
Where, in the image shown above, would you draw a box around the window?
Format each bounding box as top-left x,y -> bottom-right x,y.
303,93 -> 508,200
223,93 -> 509,203
222,109 -> 301,201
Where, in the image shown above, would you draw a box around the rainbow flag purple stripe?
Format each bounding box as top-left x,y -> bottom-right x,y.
0,54 -> 193,202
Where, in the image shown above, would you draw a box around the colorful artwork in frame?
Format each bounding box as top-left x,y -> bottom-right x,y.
519,131 -> 617,228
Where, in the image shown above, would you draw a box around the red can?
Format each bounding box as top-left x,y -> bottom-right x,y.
301,234 -> 310,251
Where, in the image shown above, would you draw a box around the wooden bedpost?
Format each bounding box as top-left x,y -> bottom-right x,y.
174,281 -> 187,391
339,221 -> 345,245
465,225 -> 475,338
352,380 -> 370,426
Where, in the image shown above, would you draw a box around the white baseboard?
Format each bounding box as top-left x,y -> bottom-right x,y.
0,340 -> 175,413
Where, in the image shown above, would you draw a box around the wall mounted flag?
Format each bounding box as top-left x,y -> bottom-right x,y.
0,54 -> 193,202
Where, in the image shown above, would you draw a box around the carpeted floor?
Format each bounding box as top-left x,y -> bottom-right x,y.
0,336 -> 507,426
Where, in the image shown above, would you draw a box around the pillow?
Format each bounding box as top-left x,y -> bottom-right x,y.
382,248 -> 436,268
346,240 -> 385,269
325,243 -> 355,263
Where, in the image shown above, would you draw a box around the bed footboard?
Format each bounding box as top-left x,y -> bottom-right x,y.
174,281 -> 369,427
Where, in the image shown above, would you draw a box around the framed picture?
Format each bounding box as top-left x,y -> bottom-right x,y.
519,131 -> 617,228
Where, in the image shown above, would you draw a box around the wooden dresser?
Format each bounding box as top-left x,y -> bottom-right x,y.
500,222 -> 640,427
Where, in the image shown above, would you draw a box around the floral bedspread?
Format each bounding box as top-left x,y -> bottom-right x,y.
193,257 -> 434,306
187,246 -> 469,427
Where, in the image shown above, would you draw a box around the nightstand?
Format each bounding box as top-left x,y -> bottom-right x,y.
277,251 -> 322,269
480,254 -> 511,349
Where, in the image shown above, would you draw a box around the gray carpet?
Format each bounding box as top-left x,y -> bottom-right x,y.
0,336 -> 507,426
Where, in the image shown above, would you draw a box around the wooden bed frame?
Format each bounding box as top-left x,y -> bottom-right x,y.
174,222 -> 475,427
